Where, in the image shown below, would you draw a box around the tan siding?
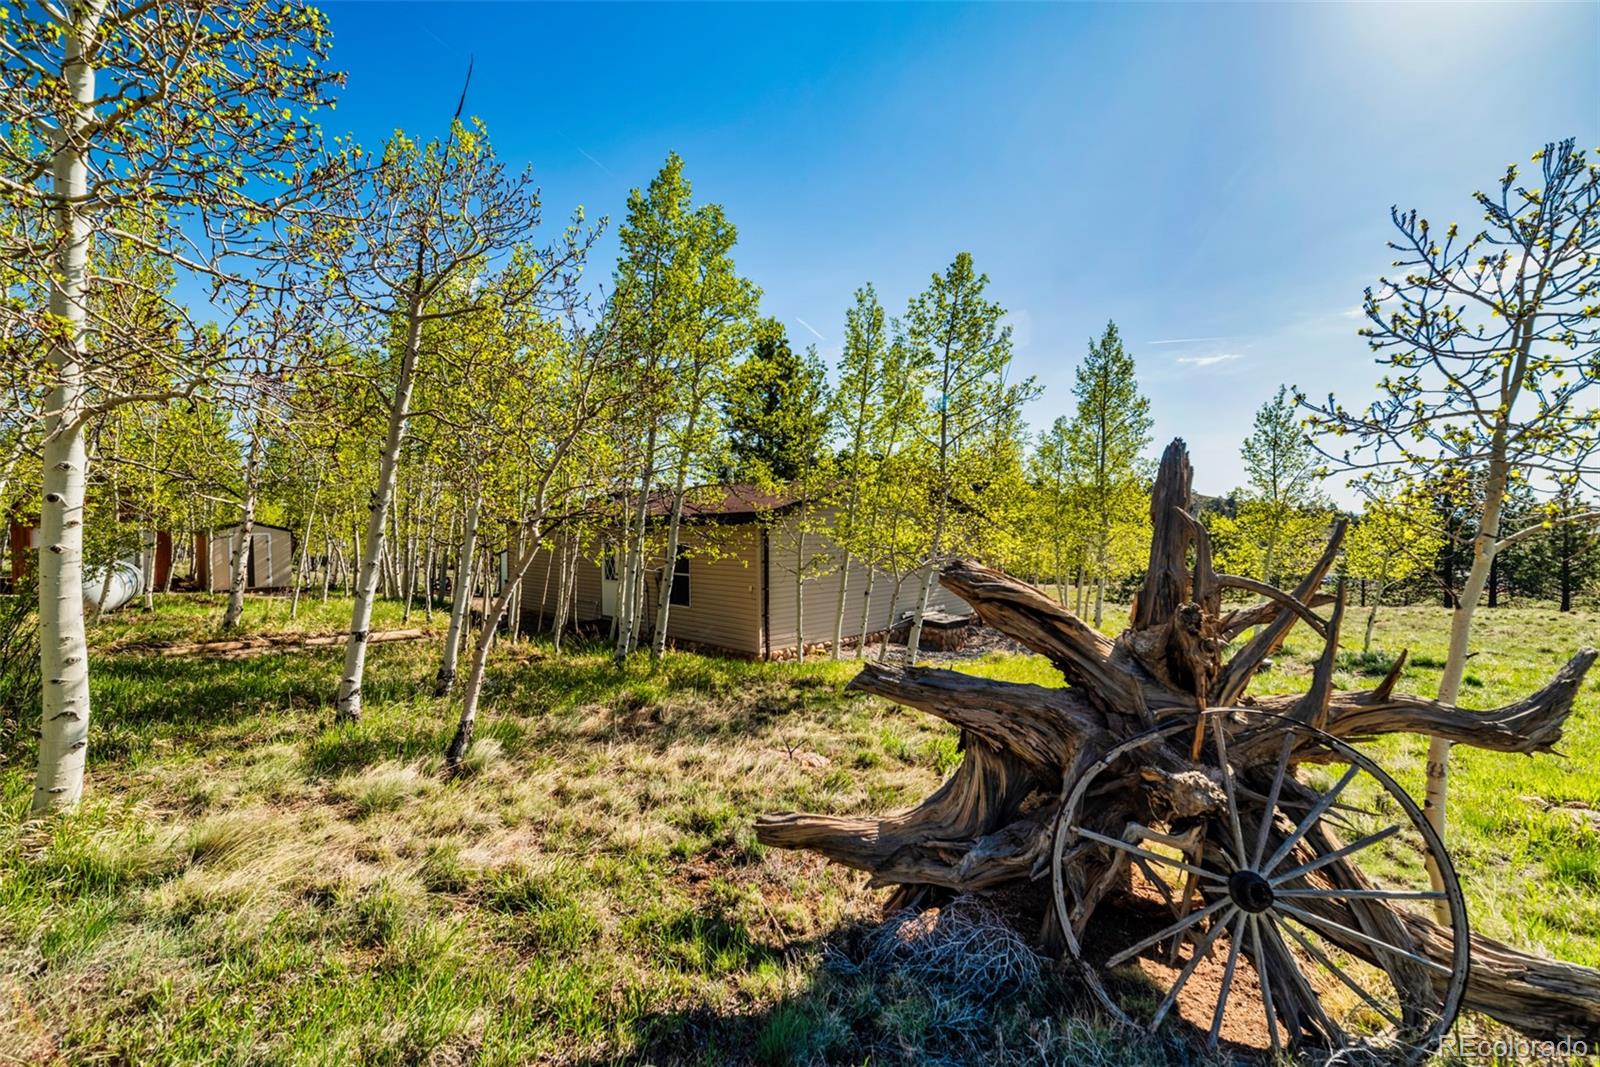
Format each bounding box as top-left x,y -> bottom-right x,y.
646,526 -> 763,656
765,510 -> 971,655
517,540 -> 604,629
513,510 -> 969,658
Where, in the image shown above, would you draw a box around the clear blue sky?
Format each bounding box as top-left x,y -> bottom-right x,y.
323,1 -> 1599,499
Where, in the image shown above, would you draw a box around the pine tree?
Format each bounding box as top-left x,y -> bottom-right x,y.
724,318 -> 829,482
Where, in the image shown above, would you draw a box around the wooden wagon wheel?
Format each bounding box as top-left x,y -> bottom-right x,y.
756,438 -> 1600,1045
1052,712 -> 1469,1061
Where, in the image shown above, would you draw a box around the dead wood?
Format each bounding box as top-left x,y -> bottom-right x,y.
756,437 -> 1600,1043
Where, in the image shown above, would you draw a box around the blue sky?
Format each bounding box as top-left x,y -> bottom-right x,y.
323,1 -> 1598,499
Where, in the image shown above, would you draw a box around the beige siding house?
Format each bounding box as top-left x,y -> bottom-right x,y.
517,486 -> 968,659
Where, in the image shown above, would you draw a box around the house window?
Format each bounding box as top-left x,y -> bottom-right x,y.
670,547 -> 690,606
603,550 -> 617,581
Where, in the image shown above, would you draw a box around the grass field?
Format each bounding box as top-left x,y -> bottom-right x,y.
1,592 -> 1596,1064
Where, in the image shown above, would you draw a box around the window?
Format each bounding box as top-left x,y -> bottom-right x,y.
670,547 -> 690,606
603,549 -> 617,582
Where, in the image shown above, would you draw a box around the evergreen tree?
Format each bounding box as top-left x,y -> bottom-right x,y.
724,318 -> 829,482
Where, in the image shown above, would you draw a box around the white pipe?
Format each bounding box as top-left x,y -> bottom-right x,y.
83,559 -> 143,614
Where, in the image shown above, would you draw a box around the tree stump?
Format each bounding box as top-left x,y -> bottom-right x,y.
757,439 -> 1600,1055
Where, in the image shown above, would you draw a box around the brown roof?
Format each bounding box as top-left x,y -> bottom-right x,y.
641,483 -> 807,523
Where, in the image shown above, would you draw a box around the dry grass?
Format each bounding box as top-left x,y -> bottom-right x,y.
0,592 -> 1596,1064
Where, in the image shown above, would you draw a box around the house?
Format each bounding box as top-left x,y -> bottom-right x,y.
517,485 -> 971,659
194,523 -> 294,592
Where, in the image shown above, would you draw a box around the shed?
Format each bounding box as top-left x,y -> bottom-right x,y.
195,523 -> 294,592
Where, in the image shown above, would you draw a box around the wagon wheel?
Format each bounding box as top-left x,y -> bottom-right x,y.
1052,713 -> 1470,1063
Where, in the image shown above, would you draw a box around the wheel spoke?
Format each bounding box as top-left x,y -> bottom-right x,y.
1274,902 -> 1453,977
1248,915 -> 1283,1055
1150,905 -> 1240,1029
1072,827 -> 1226,882
1261,910 -> 1347,1046
1277,916 -> 1403,1029
1211,716 -> 1249,868
1106,895 -> 1232,968
1262,764 -> 1361,874
1271,824 -> 1401,885
1275,888 -> 1445,902
1251,732 -> 1294,869
1131,856 -> 1181,914
1207,910 -> 1245,1050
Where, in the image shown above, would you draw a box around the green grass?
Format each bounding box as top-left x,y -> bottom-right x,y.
88,591 -> 420,651
1,593 -> 1596,1064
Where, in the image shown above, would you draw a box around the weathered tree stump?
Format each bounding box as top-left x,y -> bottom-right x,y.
757,439 -> 1600,1056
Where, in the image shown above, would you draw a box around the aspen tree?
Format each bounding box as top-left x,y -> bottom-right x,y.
0,0 -> 344,810
1306,139 -> 1600,909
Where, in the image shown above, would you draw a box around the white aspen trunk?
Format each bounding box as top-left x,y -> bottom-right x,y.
335,296 -> 423,721
435,491 -> 480,696
139,526 -> 155,611
831,549 -> 852,661
347,517 -> 359,597
289,478 -> 321,622
91,440 -> 117,624
556,533 -> 578,653
445,518 -> 545,767
854,566 -> 876,661
1091,533 -> 1108,630
401,533 -> 415,623
878,575 -> 902,665
320,532 -> 333,604
628,543 -> 648,652
421,510 -> 437,622
615,426 -> 657,662
224,425 -> 262,631
138,414 -> 158,612
1422,452 -> 1508,916
1250,540 -> 1279,639
507,519 -> 525,643
905,505 -> 945,665
548,535 -> 565,648
650,451 -> 694,660
544,534 -> 561,635
162,531 -> 177,594
1362,560 -> 1391,654
32,9 -> 99,813
1074,563 -> 1085,617
794,527 -> 806,661
291,508 -> 315,617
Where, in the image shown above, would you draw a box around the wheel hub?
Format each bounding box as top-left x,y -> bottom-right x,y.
1228,868 -> 1274,913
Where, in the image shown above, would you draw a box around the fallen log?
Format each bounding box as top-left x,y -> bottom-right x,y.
116,627 -> 435,660
757,438 -> 1600,1053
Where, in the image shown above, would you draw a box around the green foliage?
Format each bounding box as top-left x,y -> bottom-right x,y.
901,252 -> 1038,569
724,318 -> 830,482
1064,321 -> 1152,610
1215,385 -> 1332,589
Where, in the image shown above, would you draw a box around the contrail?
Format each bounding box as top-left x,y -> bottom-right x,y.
577,148 -> 616,178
